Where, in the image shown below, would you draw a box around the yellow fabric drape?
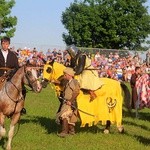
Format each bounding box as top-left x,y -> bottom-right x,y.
77,78 -> 123,127
43,62 -> 123,127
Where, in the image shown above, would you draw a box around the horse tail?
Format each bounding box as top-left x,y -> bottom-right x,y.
120,82 -> 131,110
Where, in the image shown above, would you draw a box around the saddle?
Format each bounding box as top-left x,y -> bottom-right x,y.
0,69 -> 13,90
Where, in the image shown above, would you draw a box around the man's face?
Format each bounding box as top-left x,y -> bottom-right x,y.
1,41 -> 10,51
137,69 -> 141,74
64,73 -> 72,80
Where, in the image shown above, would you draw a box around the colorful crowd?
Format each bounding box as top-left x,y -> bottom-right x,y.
12,47 -> 150,82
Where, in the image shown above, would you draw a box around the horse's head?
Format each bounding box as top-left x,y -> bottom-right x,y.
42,61 -> 66,88
24,66 -> 42,93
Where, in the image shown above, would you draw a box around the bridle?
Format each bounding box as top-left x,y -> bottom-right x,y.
25,71 -> 38,87
24,66 -> 41,88
5,80 -> 24,118
5,80 -> 24,103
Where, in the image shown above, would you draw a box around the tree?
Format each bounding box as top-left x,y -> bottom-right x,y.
0,0 -> 17,38
61,0 -> 150,50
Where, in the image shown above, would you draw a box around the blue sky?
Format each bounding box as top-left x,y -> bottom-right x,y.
11,0 -> 74,51
11,0 -> 150,52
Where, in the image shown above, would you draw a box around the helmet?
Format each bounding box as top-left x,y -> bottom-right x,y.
66,45 -> 78,58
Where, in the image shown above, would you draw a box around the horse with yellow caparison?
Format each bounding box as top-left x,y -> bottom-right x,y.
42,61 -> 130,133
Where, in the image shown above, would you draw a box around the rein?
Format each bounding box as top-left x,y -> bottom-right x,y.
24,66 -> 41,89
26,75 -> 40,85
47,64 -> 96,117
24,77 -> 41,92
5,80 -> 24,118
5,80 -> 24,103
59,97 -> 95,117
0,67 -> 14,70
48,65 -> 96,117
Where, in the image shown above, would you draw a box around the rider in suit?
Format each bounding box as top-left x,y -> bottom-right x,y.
0,36 -> 26,114
66,45 -> 104,101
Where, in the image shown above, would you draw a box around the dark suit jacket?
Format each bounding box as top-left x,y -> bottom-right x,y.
0,49 -> 19,76
130,73 -> 138,109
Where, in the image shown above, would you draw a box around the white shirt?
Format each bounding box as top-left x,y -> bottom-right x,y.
1,49 -> 8,64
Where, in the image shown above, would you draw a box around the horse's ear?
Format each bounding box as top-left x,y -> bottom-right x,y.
26,60 -> 36,67
25,60 -> 31,67
26,60 -> 30,66
48,59 -> 55,66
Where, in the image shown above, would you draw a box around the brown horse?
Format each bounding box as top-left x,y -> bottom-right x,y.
0,65 -> 42,150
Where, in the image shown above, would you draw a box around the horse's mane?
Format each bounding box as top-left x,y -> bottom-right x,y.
14,61 -> 35,77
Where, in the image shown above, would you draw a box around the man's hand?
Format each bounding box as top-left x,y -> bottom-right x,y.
51,79 -> 60,84
66,101 -> 72,106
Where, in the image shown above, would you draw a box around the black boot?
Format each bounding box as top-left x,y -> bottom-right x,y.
57,119 -> 69,138
68,124 -> 75,135
21,108 -> 26,115
103,120 -> 111,134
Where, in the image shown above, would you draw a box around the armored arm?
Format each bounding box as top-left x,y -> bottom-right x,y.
74,55 -> 86,75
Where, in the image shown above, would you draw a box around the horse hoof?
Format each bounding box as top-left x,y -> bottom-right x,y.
118,126 -> 124,133
6,146 -> 11,150
103,129 -> 110,134
0,127 -> 6,137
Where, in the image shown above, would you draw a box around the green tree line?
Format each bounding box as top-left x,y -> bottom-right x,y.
61,0 -> 150,50
0,0 -> 150,51
0,0 -> 17,38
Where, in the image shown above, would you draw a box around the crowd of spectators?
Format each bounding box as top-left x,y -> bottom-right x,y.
92,50 -> 149,81
12,47 -> 150,82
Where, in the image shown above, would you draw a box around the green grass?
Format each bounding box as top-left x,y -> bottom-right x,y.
0,84 -> 150,150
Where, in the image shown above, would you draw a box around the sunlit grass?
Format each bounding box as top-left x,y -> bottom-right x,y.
0,84 -> 149,150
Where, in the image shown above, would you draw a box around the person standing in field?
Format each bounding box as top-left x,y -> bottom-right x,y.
56,67 -> 80,138
130,66 -> 141,109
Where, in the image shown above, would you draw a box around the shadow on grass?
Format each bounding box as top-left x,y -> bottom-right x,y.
134,135 -> 150,146
19,115 -> 57,134
123,119 -> 150,131
0,137 -> 6,150
116,108 -> 150,147
122,132 -> 150,147
19,115 -> 105,135
76,122 -> 104,134
123,110 -> 150,131
123,109 -> 150,121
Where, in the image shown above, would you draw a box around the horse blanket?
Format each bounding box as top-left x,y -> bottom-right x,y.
43,62 -> 124,127
136,74 -> 150,109
77,78 -> 123,127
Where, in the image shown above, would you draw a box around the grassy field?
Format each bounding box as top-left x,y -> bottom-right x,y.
0,84 -> 150,150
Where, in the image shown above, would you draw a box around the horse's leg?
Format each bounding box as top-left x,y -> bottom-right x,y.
0,113 -> 6,140
117,125 -> 124,133
103,120 -> 111,134
6,113 -> 21,150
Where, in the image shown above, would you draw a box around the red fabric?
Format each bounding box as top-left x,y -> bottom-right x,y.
136,74 -> 150,109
